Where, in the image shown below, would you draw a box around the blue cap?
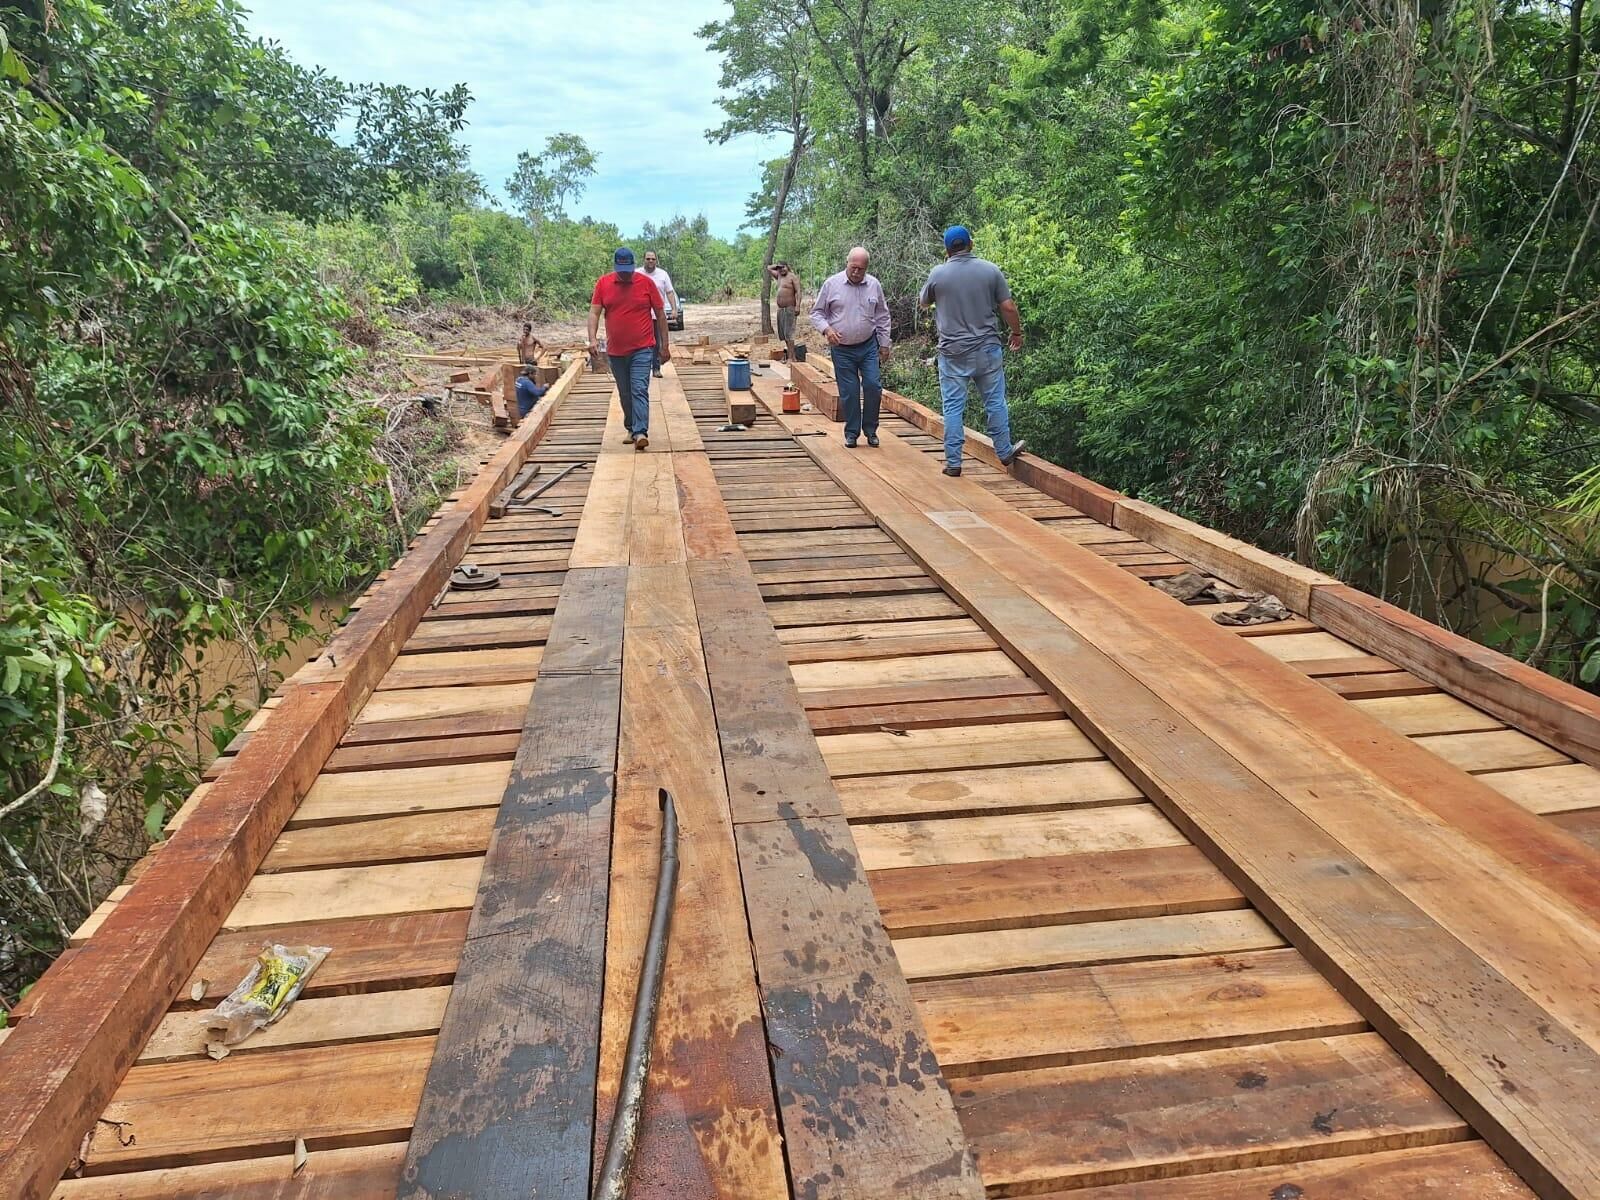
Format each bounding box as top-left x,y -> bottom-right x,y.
613,247 -> 635,274
943,225 -> 972,250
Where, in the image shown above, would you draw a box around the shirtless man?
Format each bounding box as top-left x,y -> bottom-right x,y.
516,322 -> 543,365
766,262 -> 801,360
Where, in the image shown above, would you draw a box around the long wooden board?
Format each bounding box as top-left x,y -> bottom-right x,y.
399,566 -> 625,1198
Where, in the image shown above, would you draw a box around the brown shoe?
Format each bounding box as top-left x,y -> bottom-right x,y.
634,433 -> 649,451
942,465 -> 962,477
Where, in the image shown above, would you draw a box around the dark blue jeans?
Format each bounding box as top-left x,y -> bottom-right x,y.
609,348 -> 652,436
830,337 -> 882,441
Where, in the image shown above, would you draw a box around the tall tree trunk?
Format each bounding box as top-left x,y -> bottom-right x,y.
760,130 -> 806,334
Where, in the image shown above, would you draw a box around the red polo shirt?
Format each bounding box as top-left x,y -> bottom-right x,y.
592,272 -> 662,356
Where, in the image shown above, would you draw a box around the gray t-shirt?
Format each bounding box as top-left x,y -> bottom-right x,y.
918,252 -> 1012,356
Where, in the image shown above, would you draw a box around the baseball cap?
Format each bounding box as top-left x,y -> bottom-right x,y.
614,247 -> 636,274
943,225 -> 972,250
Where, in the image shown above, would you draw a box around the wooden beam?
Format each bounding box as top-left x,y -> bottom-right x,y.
789,360 -> 841,422
0,366 -> 585,1200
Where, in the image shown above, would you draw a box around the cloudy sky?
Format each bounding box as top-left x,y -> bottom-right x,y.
245,0 -> 781,237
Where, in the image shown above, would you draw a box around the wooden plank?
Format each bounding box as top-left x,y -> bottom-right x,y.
53,1143 -> 407,1199
261,809 -> 494,872
626,449 -> 686,566
1310,581 -> 1600,768
776,616 -> 981,645
1416,728 -> 1569,773
682,543 -> 980,1195
323,731 -> 520,773
765,592 -> 964,627
139,987 -> 449,1063
1057,1141 -> 1533,1199
803,674 -> 1045,713
1481,762 -> 1600,815
808,692 -> 1063,735
915,947 -> 1357,1074
851,805 -> 1186,870
592,564 -> 785,1196
182,911 -> 469,1004
838,760 -> 1139,821
785,630 -> 1000,664
819,719 -> 1103,777
353,681 -> 532,725
1349,691 -> 1506,736
690,560 -> 841,822
791,649 -> 1025,692
895,909 -> 1284,983
953,1034 -> 1466,1194
731,813 -> 983,1198
400,566 -> 625,1199
290,760 -> 512,827
80,1037 -> 434,1172
567,407 -> 636,568
225,856 -> 482,928
868,844 -> 1245,939
1551,807 -> 1600,851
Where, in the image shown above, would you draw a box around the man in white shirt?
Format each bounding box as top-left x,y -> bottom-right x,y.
642,251 -> 678,378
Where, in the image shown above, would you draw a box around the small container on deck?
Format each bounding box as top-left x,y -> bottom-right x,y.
781,386 -> 801,414
727,358 -> 752,390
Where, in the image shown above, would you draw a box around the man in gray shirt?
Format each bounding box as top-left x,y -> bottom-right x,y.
918,226 -> 1026,476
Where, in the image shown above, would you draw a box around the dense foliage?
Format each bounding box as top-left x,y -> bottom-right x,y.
0,0 -> 472,1003
704,0 -> 1600,684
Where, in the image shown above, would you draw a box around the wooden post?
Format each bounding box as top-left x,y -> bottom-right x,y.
500,362 -> 520,429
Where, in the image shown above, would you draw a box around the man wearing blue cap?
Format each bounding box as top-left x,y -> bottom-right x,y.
919,226 -> 1026,476
588,248 -> 670,450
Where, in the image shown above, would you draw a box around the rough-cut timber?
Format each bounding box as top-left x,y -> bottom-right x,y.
398,566 -> 625,1199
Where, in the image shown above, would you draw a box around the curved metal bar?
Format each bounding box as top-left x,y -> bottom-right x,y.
592,787 -> 680,1200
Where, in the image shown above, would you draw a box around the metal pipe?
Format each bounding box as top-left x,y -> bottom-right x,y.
592,788 -> 680,1200
509,461 -> 587,507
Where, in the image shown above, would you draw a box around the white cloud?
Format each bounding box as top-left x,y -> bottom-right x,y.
244,0 -> 783,237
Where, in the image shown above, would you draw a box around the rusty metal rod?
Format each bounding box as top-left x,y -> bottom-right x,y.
508,460 -> 586,507
592,787 -> 680,1200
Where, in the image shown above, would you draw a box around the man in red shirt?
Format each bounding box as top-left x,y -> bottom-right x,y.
588,248 -> 671,450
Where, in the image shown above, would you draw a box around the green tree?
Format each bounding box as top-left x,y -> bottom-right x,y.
702,3 -> 814,330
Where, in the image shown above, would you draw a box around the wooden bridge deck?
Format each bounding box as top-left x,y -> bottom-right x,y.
2,352 -> 1598,1199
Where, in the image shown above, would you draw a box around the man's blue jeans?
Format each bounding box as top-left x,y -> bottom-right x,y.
609,348 -> 652,436
830,337 -> 882,441
938,343 -> 1015,468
